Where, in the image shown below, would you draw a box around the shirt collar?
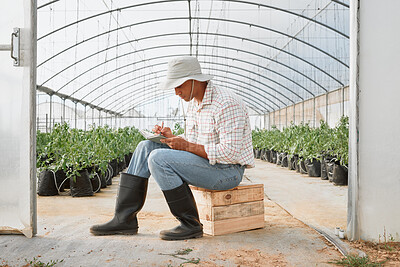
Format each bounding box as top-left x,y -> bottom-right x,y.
196,81 -> 213,111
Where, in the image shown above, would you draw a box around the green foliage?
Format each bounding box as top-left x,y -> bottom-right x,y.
24,257 -> 63,267
36,123 -> 144,179
329,255 -> 384,267
160,248 -> 200,266
252,116 -> 349,165
172,122 -> 185,136
331,116 -> 349,166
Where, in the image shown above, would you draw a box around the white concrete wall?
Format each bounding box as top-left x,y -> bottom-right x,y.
349,0 -> 400,242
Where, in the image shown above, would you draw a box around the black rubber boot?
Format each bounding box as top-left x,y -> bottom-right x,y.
160,182 -> 203,240
90,173 -> 148,236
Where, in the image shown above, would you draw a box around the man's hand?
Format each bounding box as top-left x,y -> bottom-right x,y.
152,124 -> 174,138
161,136 -> 189,150
161,137 -> 209,160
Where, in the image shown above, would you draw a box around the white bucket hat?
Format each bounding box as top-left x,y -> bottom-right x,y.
158,56 -> 213,90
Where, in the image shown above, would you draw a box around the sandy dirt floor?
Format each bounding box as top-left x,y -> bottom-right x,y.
0,169 -> 344,267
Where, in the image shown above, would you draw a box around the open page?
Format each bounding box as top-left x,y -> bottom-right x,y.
139,129 -> 167,144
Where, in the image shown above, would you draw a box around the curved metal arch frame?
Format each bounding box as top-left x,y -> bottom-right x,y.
108,69 -> 288,115
85,58 -> 292,110
40,30 -> 344,90
76,45 -> 315,103
36,85 -> 123,115
214,0 -> 349,38
131,86 -> 269,115
331,0 -> 349,8
44,15 -> 348,68
76,55 -> 292,109
105,73 -> 277,113
38,0 -> 348,40
202,63 -> 300,104
104,71 -> 280,114
98,59 -> 296,110
79,50 -> 308,106
125,87 -> 267,116
68,61 -> 138,97
96,69 -> 278,112
192,17 -> 348,68
116,84 -> 266,116
51,33 -> 327,94
37,0 -> 61,10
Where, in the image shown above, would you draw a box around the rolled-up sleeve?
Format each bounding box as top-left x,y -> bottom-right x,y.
204,103 -> 245,165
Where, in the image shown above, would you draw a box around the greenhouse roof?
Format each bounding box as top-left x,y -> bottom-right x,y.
36,0 -> 349,117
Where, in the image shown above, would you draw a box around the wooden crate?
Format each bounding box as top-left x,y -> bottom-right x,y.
190,183 -> 265,236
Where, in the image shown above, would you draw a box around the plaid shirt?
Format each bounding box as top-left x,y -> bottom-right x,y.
185,82 -> 255,168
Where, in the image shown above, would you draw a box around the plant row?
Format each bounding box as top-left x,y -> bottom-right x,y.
252,116 -> 349,185
36,123 -> 145,197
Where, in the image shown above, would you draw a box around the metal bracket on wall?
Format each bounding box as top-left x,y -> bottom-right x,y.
0,28 -> 20,67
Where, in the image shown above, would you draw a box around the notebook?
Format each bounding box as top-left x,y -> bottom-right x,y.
139,129 -> 167,144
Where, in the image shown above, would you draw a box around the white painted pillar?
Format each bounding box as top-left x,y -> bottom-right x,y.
348,0 -> 400,242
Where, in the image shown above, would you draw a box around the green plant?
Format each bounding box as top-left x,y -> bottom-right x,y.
159,248 -> 200,266
173,122 -> 185,136
378,227 -> 396,251
329,255 -> 384,267
36,123 -> 144,181
24,257 -> 63,267
251,117 -> 349,166
332,116 -> 349,166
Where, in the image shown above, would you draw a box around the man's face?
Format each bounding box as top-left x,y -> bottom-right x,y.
174,80 -> 193,102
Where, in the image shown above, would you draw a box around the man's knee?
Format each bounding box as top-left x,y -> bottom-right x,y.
137,140 -> 152,150
148,149 -> 170,169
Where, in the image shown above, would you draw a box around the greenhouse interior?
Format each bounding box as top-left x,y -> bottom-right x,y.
1,0 -> 399,266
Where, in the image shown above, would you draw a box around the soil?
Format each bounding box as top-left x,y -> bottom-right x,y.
345,240 -> 400,266
177,248 -> 291,267
210,248 -> 291,267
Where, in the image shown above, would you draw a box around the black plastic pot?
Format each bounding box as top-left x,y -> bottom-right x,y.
266,150 -> 272,162
281,153 -> 289,167
332,163 -> 348,185
37,170 -> 58,196
110,159 -> 118,177
295,157 -> 300,172
299,159 -> 308,174
288,155 -> 297,170
305,158 -> 321,177
255,149 -> 261,159
327,161 -> 335,182
106,163 -> 113,186
276,152 -> 282,165
117,158 -> 126,172
55,169 -> 68,192
260,149 -> 267,161
93,166 -> 107,188
96,170 -> 107,189
321,155 -> 334,180
271,150 -> 277,164
90,173 -> 101,193
124,154 -> 131,167
70,169 -> 94,197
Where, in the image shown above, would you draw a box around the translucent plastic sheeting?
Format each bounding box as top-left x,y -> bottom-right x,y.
0,0 -> 37,238
36,0 -> 349,120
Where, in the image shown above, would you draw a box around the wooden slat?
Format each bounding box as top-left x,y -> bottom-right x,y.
190,183 -> 262,192
201,214 -> 265,236
192,184 -> 264,207
197,200 -> 264,221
